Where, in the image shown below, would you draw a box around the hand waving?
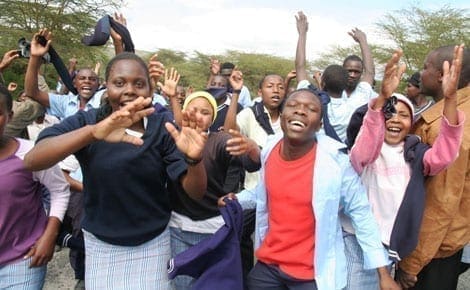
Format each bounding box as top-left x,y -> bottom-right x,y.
30,29 -> 52,58
92,97 -> 155,145
442,44 -> 465,100
157,67 -> 181,97
380,49 -> 406,98
165,109 -> 208,160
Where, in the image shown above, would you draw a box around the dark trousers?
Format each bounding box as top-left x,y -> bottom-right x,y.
410,249 -> 463,290
241,209 -> 256,289
247,262 -> 317,290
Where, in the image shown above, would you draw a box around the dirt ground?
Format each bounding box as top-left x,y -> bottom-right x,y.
43,248 -> 470,289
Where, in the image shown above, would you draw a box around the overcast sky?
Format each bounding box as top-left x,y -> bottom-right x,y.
121,0 -> 469,60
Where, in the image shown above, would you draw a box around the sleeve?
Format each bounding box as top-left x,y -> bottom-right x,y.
340,158 -> 389,269
160,114 -> 188,182
33,164 -> 70,221
422,111 -> 465,176
47,93 -> 68,119
236,108 -> 252,136
349,99 -> 385,174
296,79 -> 311,90
238,86 -> 253,108
236,187 -> 257,210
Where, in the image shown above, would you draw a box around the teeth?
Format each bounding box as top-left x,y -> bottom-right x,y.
388,127 -> 401,132
290,120 -> 305,128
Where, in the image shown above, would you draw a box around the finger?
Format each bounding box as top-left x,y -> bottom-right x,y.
149,53 -> 158,62
165,122 -> 180,141
122,134 -> 144,146
133,107 -> 155,121
181,110 -> 190,127
228,129 -> 241,138
156,81 -> 163,89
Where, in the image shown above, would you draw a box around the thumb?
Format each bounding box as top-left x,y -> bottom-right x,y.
165,122 -> 179,141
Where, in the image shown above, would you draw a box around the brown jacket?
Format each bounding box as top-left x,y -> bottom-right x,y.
400,86 -> 470,275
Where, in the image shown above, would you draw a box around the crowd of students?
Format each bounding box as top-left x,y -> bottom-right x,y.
0,10 -> 469,290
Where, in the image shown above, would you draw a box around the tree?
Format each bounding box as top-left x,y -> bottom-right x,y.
0,0 -> 122,91
376,5 -> 469,74
312,5 -> 469,85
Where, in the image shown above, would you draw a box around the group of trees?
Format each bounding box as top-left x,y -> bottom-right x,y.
0,1 -> 468,97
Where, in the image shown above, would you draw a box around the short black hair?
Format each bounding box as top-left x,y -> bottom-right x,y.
322,65 -> 348,94
343,54 -> 363,67
432,45 -> 470,89
258,74 -> 283,89
0,84 -> 13,112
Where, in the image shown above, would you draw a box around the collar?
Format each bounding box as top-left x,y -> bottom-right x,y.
421,87 -> 470,124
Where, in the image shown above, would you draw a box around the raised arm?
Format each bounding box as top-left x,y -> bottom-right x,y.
110,12 -> 127,55
349,28 -> 375,85
206,58 -> 221,88
422,44 -> 465,176
350,49 -> 406,173
0,50 -> 20,85
284,70 -> 297,92
223,68 -> 243,131
295,11 -> 309,82
158,67 -> 182,126
24,29 -> 52,108
24,97 -> 155,171
165,109 -> 208,200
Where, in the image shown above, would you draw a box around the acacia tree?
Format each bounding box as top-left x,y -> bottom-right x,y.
376,5 -> 469,74
312,5 -> 469,81
0,0 -> 122,90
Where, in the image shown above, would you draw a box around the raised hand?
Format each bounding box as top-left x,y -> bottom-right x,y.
0,50 -> 20,71
381,49 -> 406,98
442,44 -> 465,100
226,129 -> 259,158
295,11 -> 308,35
348,27 -> 367,44
92,97 -> 155,145
29,29 -> 52,58
7,82 -> 17,92
229,68 -> 243,91
165,109 -> 208,161
110,12 -> 127,42
210,58 -> 221,75
148,53 -> 165,89
157,67 -> 180,97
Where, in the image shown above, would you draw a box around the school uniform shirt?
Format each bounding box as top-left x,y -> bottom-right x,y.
38,109 -> 188,246
236,106 -> 281,190
237,133 -> 389,290
0,138 -> 70,265
47,91 -> 103,120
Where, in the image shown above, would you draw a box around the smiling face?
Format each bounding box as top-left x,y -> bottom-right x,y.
281,90 -> 322,145
384,101 -> 412,145
105,59 -> 152,112
73,69 -> 99,99
259,75 -> 286,111
184,97 -> 214,131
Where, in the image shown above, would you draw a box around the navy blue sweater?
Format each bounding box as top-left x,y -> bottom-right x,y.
38,109 -> 187,246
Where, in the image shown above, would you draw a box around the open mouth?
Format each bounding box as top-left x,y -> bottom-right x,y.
288,119 -> 306,131
271,95 -> 281,102
80,86 -> 93,95
386,126 -> 402,137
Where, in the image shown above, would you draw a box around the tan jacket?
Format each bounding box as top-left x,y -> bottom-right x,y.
400,86 -> 470,275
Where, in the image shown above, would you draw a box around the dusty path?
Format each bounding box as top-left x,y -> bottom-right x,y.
43,248 -> 470,289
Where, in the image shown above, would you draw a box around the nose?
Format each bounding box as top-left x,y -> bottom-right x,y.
123,83 -> 137,95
